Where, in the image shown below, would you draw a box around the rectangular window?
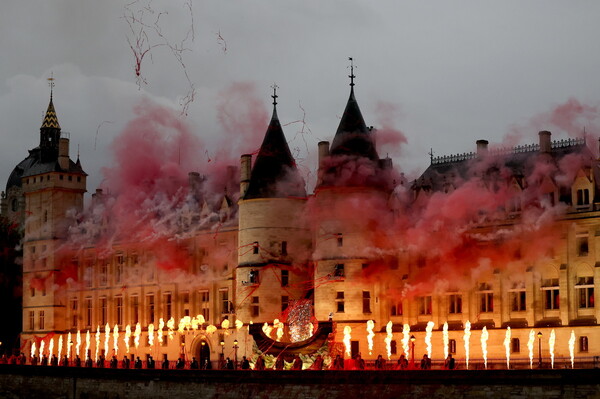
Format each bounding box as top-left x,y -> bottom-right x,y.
253,242 -> 259,254
542,278 -> 560,310
71,298 -> 78,328
363,291 -> 372,314
478,285 -> 494,313
336,291 -> 345,313
418,296 -> 432,315
251,296 -> 260,317
448,294 -> 462,314
249,270 -> 259,284
99,262 -> 108,286
576,277 -> 594,309
281,241 -> 287,256
29,311 -> 35,330
116,296 -> 123,326
85,297 -> 92,327
147,294 -> 155,324
100,297 -> 107,325
337,233 -> 343,247
164,293 -> 172,320
391,302 -> 403,316
449,339 -> 457,354
391,340 -> 397,355
115,262 -> 123,285
39,311 -> 45,330
511,290 -> 527,311
578,237 -> 589,257
281,296 -> 289,312
131,295 -> 139,324
84,261 -> 93,288
199,290 -> 210,322
511,338 -> 520,353
580,336 -> 589,352
220,289 -> 230,314
281,270 -> 289,287
334,264 -> 345,277
577,189 -> 590,206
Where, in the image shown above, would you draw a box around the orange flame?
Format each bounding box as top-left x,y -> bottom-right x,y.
402,324 -> 410,357
367,320 -> 375,355
568,330 -> 575,369
384,321 -> 393,360
343,326 -> 352,357
527,329 -> 535,369
480,326 -> 488,369
503,327 -> 511,369
549,329 -> 556,369
463,321 -> 471,369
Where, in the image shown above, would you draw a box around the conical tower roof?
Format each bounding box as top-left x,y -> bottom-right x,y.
244,92 -> 306,199
41,95 -> 61,130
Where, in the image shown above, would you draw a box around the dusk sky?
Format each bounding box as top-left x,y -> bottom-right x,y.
2,1 -> 600,193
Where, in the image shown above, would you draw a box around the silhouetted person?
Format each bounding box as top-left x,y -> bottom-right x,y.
396,354 -> 408,370
31,355 -> 39,366
274,356 -> 284,370
420,354 -> 431,370
41,355 -> 48,366
241,356 -> 250,370
121,356 -> 130,369
147,355 -> 155,369
292,355 -> 302,370
331,354 -> 343,370
225,357 -> 234,370
374,354 -> 385,370
96,355 -> 105,368
61,355 -> 69,367
445,354 -> 455,370
254,356 -> 265,370
190,357 -> 199,369
50,354 -> 58,366
355,353 -> 365,370
19,353 -> 27,365
176,357 -> 185,369
134,357 -> 142,369
110,356 -> 118,369
312,355 -> 324,370
85,357 -> 93,368
161,355 -> 169,370
74,355 -> 82,367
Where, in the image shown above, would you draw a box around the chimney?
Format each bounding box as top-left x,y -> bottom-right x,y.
58,137 -> 70,170
318,141 -> 330,168
476,139 -> 489,156
240,154 -> 252,198
92,188 -> 103,207
539,131 -> 551,153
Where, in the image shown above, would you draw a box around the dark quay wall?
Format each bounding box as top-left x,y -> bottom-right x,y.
0,365 -> 599,399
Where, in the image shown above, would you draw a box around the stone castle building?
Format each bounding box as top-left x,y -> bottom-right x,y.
2,74 -> 600,368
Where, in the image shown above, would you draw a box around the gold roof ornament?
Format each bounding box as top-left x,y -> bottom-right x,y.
41,75 -> 60,130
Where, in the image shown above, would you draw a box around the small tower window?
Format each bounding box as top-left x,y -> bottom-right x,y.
337,233 -> 343,247
253,242 -> 259,254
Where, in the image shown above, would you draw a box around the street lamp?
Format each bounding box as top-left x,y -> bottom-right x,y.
220,340 -> 225,369
410,335 -> 416,369
537,332 -> 542,368
233,339 -> 239,370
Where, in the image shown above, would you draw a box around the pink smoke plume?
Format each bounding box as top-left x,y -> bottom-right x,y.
373,101 -> 408,157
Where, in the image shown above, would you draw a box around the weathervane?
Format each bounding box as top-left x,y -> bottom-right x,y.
47,72 -> 55,99
348,57 -> 356,87
271,83 -> 279,107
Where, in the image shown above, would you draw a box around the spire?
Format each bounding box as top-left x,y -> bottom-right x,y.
243,89 -> 306,199
41,75 -> 61,130
329,58 -> 378,161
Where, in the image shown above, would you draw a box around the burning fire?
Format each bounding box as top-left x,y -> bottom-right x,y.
49,338 -> 54,358
235,319 -> 243,330
158,318 -> 165,344
480,326 -> 488,369
425,321 -> 434,359
402,324 -> 410,357
569,330 -> 575,369
343,326 -> 352,357
40,341 -> 45,358
58,336 -> 63,360
442,322 -> 449,361
95,326 -> 100,362
67,332 -> 72,359
85,330 -> 90,359
527,329 -> 535,369
463,321 -> 471,370
262,322 -> 273,338
31,342 -> 36,359
134,322 -> 141,349
366,320 -> 375,355
549,329 -> 556,369
104,323 -> 110,358
503,327 -> 511,369
206,324 -> 217,334
113,325 -> 119,355
76,330 -> 81,358
148,323 -> 155,347
124,325 -> 131,352
274,319 -> 284,342
167,317 -> 175,340
384,321 -> 393,360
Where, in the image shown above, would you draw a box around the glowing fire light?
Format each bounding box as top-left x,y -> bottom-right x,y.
549,329 -> 556,369
425,321 -> 434,359
274,319 -> 284,342
124,325 -> 131,353
134,322 -> 141,349
31,342 -> 36,359
196,315 -> 205,328
157,318 -> 164,344
113,325 -> 119,355
148,323 -> 155,347
442,322 -> 449,361
85,330 -> 90,359
503,327 -> 511,369
262,322 -> 273,338
367,320 -> 375,355
402,324 -> 410,357
569,330 -> 575,369
343,326 -> 352,357
463,321 -> 471,369
206,324 -> 217,334
49,338 -> 54,358
167,317 -> 175,340
384,321 -> 393,360
95,326 -> 100,362
104,323 -> 110,357
67,332 -> 72,359
58,336 -> 63,360
221,319 -> 230,331
76,330 -> 81,358
40,340 -> 45,358
527,329 -> 535,369
481,326 -> 489,369
235,319 -> 243,330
